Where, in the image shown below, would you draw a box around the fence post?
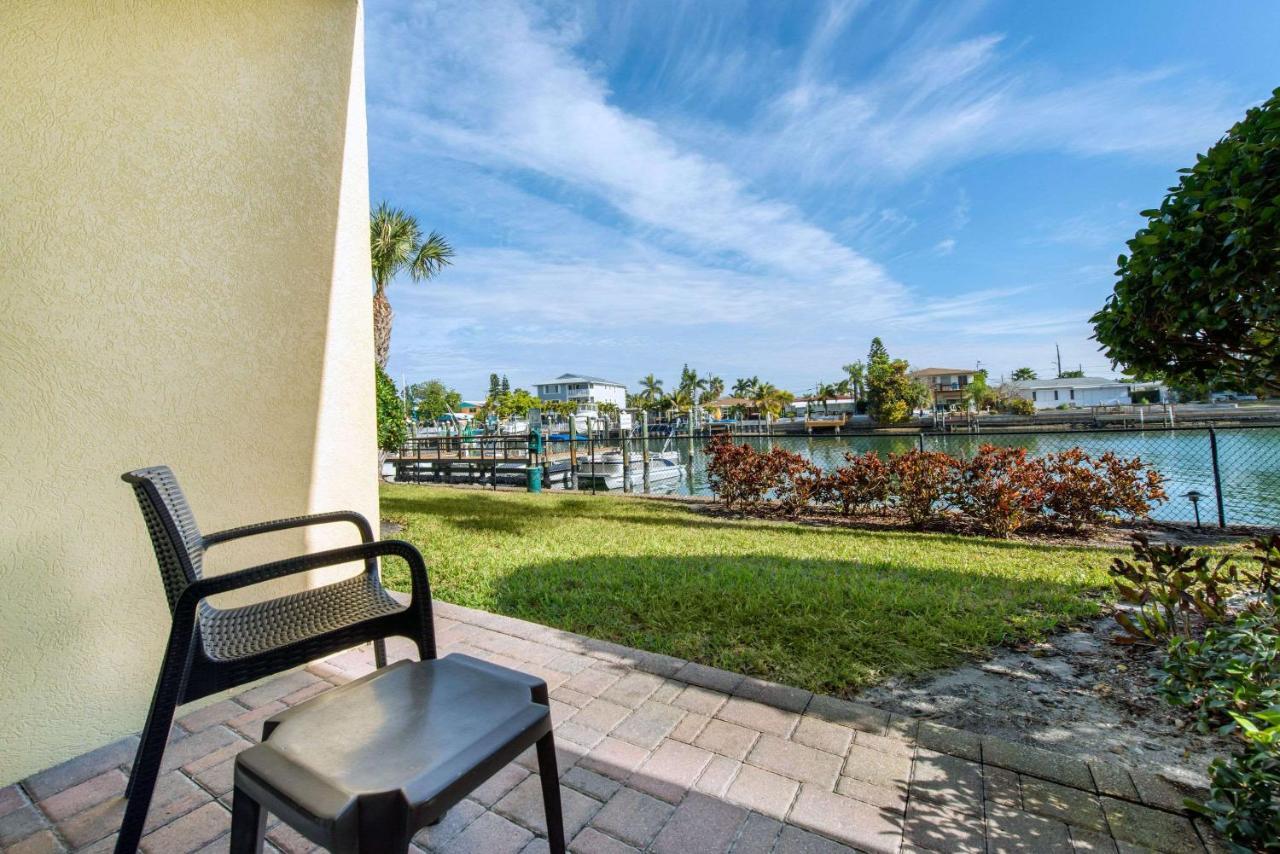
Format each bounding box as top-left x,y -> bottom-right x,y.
1208,427 -> 1226,528
918,432 -> 925,452
622,425 -> 631,493
568,421 -> 578,491
642,410 -> 651,493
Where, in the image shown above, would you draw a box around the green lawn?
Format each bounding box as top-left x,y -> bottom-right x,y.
379,484 -> 1120,697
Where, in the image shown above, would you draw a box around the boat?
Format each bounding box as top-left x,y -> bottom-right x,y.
575,449 -> 684,490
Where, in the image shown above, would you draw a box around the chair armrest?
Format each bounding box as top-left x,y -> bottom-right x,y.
202,511 -> 374,548
174,540 -> 430,615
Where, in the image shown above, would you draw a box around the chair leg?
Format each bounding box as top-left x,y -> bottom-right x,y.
115,676 -> 182,853
229,787 -> 266,854
374,638 -> 388,668
536,732 -> 565,854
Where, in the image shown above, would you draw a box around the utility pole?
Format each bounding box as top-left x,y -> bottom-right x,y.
1055,344 -> 1063,379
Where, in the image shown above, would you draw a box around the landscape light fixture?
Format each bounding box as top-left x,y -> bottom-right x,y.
1185,490 -> 1204,529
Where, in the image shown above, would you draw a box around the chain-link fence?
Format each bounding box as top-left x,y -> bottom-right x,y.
921,429 -> 1207,524
396,426 -> 1280,527
645,426 -> 1280,526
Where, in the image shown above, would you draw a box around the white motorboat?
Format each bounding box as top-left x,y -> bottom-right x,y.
576,449 -> 683,490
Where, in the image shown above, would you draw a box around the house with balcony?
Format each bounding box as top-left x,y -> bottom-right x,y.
910,367 -> 978,411
534,373 -> 628,410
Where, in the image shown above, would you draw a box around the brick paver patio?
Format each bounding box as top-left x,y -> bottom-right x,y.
1,601 -> 1223,853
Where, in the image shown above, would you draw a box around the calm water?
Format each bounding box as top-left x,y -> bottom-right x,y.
559,427 -> 1280,527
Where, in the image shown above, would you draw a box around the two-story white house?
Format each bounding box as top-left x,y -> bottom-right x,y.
534,373 -> 628,409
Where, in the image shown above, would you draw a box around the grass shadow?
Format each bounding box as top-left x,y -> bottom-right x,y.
478,552 -> 1102,698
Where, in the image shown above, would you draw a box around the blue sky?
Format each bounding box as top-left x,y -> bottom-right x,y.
366,0 -> 1280,399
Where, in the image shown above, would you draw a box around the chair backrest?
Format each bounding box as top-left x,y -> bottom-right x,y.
122,466 -> 205,613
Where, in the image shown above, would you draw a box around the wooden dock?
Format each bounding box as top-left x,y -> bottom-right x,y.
804,415 -> 848,432
388,434 -> 624,489
389,456 -> 575,487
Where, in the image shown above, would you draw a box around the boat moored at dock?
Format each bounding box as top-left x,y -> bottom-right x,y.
576,449 -> 683,490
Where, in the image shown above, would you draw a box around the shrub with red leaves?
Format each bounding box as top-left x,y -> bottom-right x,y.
769,448 -> 827,516
950,445 -> 1047,537
888,449 -> 958,527
827,451 -> 890,515
705,436 -> 780,511
1098,451 -> 1168,519
1043,448 -> 1167,529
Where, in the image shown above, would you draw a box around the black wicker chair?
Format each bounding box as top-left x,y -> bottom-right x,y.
115,466 -> 435,854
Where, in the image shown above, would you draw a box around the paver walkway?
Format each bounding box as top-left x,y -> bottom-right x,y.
2,601 -> 1224,853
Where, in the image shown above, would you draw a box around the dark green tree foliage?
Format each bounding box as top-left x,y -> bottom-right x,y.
867,337 -> 889,366
489,373 -> 501,398
375,365 -> 407,452
1092,88 -> 1280,393
407,379 -> 462,423
865,338 -> 915,424
501,375 -> 510,395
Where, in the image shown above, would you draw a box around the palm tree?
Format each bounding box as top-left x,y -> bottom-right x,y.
543,399 -> 574,429
1011,367 -> 1037,381
688,372 -> 709,399
597,402 -> 620,429
665,389 -> 694,428
638,374 -> 664,409
815,381 -> 841,414
841,361 -> 866,401
732,376 -> 760,398
701,375 -> 725,405
752,383 -> 793,420
370,202 -> 454,369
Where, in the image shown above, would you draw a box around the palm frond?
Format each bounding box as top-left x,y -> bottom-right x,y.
411,231 -> 455,280
370,202 -> 421,287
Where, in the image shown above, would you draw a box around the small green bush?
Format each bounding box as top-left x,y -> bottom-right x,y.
1162,610 -> 1280,733
376,365 -> 407,452
1109,535 -> 1237,643
998,396 -> 1036,416
1156,536 -> 1280,851
1195,748 -> 1280,851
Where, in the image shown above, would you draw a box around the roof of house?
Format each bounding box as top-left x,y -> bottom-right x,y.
705,396 -> 754,407
534,373 -> 626,387
1008,376 -> 1128,390
910,367 -> 976,377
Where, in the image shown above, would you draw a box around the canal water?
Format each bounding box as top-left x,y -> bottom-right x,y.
578,427 -> 1280,527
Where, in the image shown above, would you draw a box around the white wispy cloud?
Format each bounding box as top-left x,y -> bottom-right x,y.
742,13 -> 1237,187
365,0 -> 1238,390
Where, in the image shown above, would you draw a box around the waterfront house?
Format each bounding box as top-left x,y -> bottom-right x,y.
910,367 -> 979,411
704,396 -> 757,420
1008,377 -> 1165,409
534,373 -> 628,409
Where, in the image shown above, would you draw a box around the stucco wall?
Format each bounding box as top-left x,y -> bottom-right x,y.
0,0 -> 375,784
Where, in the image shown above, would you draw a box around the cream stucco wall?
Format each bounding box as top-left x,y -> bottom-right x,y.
0,0 -> 376,784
